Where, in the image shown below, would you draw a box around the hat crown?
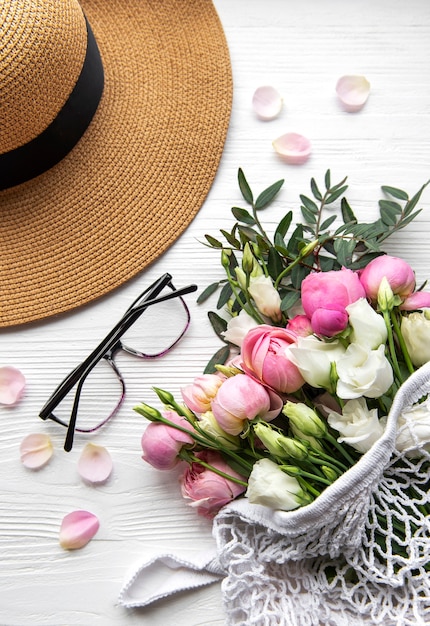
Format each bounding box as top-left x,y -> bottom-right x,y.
0,0 -> 87,154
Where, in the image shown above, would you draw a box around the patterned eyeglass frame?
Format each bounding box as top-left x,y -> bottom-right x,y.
39,273 -> 197,451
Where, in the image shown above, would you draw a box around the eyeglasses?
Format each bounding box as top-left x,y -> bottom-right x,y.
39,273 -> 197,452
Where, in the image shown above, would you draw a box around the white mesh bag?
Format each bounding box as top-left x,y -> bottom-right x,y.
120,361 -> 430,625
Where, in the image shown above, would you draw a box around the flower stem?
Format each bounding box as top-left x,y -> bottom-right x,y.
382,309 -> 404,383
324,432 -> 356,466
182,451 -> 248,487
391,310 -> 415,375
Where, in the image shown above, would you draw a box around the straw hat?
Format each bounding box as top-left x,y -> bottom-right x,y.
0,0 -> 232,327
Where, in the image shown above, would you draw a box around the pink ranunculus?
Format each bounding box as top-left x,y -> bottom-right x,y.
301,268 -> 366,337
180,450 -> 246,518
400,291 -> 430,311
181,374 -> 223,414
141,411 -> 195,470
241,325 -> 304,394
211,373 -> 282,435
359,255 -> 415,302
286,314 -> 313,337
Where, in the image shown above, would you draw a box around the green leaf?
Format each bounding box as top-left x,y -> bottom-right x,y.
301,205 -> 317,224
207,310 -> 228,339
341,197 -> 357,224
310,177 -> 323,201
231,206 -> 256,225
220,229 -> 241,248
204,234 -> 223,248
255,179 -> 284,210
404,180 -> 429,215
204,345 -> 231,374
325,170 -> 331,190
300,194 -> 319,214
238,168 -> 253,205
274,210 -> 293,240
319,214 -> 338,231
328,176 -> 348,194
381,185 -> 409,201
287,224 -> 304,255
325,185 -> 348,205
319,255 -> 338,271
291,263 -> 312,289
237,225 -> 258,245
334,238 -> 356,266
217,282 -> 232,309
267,246 -> 284,280
379,199 -> 402,215
197,282 -> 219,304
280,290 -> 300,312
380,204 -> 399,226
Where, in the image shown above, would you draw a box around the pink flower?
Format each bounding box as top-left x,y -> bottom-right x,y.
301,268 -> 366,337
400,291 -> 430,311
241,325 -> 304,393
359,255 -> 415,302
286,315 -> 313,337
211,373 -> 282,435
180,450 -> 246,518
181,374 -> 223,414
141,411 -> 195,470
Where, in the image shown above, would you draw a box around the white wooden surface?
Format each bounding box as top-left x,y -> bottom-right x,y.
1,1 -> 430,624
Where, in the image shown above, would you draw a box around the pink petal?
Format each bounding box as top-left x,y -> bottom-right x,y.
252,86 -> 283,120
336,75 -> 370,112
59,510 -> 99,550
77,443 -> 113,484
273,133 -> 312,164
0,366 -> 26,405
20,433 -> 54,469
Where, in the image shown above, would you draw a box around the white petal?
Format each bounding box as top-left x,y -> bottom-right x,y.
0,366 -> 26,405
336,75 -> 370,111
59,510 -> 99,550
252,86 -> 283,120
20,433 -> 53,469
78,442 -> 113,484
273,133 -> 312,164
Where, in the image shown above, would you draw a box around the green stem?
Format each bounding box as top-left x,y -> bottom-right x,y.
382,309 -> 403,383
281,465 -> 333,487
182,451 -> 248,487
324,432 -> 357,466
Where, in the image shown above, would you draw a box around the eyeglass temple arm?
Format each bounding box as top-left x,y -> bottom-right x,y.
40,280 -> 197,420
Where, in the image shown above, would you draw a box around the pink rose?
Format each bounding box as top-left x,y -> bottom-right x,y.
400,291 -> 430,311
180,450 -> 246,518
301,268 -> 366,337
181,374 -> 223,414
211,373 -> 282,435
241,325 -> 304,393
286,315 -> 313,337
359,255 -> 415,302
141,411 -> 195,470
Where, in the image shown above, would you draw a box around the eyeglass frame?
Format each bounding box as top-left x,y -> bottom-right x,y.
39,273 -> 197,452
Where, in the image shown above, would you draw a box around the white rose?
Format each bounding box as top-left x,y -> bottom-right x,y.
401,312 -> 430,367
336,343 -> 393,399
395,397 -> 430,457
327,397 -> 385,453
248,275 -> 282,322
288,335 -> 346,389
222,310 -> 259,347
346,298 -> 387,349
245,458 -> 308,511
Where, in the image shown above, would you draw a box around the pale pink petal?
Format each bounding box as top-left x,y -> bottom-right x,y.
273,133 -> 311,164
336,75 -> 370,112
20,433 -> 53,469
252,86 -> 283,120
0,366 -> 26,405
59,510 -> 99,550
78,443 -> 113,484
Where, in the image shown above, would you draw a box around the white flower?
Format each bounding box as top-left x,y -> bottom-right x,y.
346,298 -> 387,349
222,310 -> 259,347
248,275 -> 282,321
327,397 -> 384,453
395,397 -> 430,457
336,344 -> 393,399
246,458 -> 307,511
401,312 -> 430,367
288,335 -> 346,389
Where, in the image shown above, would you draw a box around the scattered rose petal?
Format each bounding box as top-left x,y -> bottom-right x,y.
59,510 -> 100,550
20,433 -> 54,469
0,366 -> 26,405
252,86 -> 283,120
273,132 -> 312,164
336,75 -> 370,112
78,442 -> 113,484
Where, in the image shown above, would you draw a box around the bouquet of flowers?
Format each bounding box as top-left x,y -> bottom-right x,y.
134,170 -> 430,625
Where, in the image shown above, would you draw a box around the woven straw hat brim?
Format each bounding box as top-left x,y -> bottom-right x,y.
0,0 -> 232,327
